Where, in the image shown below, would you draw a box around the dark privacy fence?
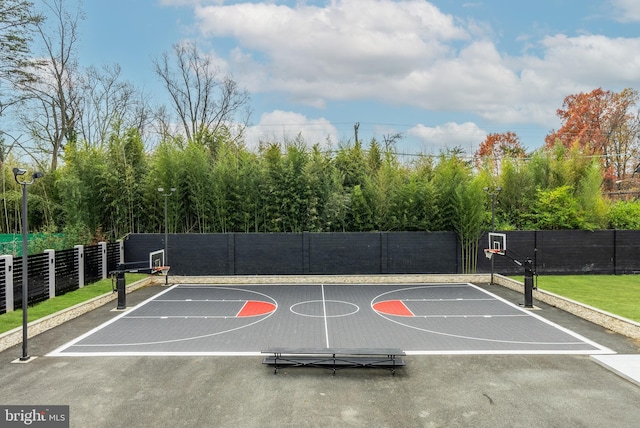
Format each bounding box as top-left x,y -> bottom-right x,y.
488,230 -> 640,276
3,231 -> 637,315
0,242 -> 122,315
123,230 -> 640,277
123,232 -> 458,276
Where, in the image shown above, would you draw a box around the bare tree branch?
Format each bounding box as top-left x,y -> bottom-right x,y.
16,0 -> 83,171
153,41 -> 251,148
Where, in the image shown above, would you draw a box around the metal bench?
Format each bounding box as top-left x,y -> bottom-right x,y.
262,347 -> 405,375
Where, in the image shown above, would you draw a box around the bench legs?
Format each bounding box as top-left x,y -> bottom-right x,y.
268,353 -> 402,375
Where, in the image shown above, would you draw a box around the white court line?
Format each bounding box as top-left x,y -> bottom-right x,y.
125,316 -> 234,319
321,283 -> 330,348
370,283 -> 615,353
402,298 -> 495,302
153,299 -> 247,303
47,283 -> 181,356
50,351 -> 264,357
468,283 -> 614,354
405,350 -> 614,356
48,284 -> 277,355
412,314 -> 529,318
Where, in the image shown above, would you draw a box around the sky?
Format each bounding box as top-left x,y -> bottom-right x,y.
74,0 -> 640,155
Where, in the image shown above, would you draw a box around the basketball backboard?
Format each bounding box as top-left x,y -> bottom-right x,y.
487,232 -> 506,255
150,249 -> 165,269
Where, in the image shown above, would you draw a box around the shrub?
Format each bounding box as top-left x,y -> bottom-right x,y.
607,200 -> 640,229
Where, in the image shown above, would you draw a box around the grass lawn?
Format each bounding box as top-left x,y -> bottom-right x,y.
0,273 -> 148,334
512,274 -> 640,323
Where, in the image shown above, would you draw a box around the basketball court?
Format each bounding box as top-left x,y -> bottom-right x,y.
48,282 -> 613,357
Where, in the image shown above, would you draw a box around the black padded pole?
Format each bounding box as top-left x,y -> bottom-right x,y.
116,271 -> 126,310
523,260 -> 534,308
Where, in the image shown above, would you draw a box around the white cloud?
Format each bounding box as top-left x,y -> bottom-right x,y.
408,122 -> 487,153
244,110 -> 338,150
612,0 -> 640,22
536,34 -> 640,85
166,0 -> 640,142
193,0 -> 469,101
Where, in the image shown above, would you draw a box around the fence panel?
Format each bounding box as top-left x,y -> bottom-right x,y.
386,232 -> 458,274
55,248 -> 78,296
536,230 -> 615,274
174,234 -> 229,276
107,242 -> 120,274
613,230 -> 640,274
308,232 -> 380,274
12,257 -> 23,310
84,245 -> 102,284
27,253 -> 49,305
235,233 -> 304,275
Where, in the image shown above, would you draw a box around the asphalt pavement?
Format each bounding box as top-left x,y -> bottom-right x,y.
1,282 -> 639,428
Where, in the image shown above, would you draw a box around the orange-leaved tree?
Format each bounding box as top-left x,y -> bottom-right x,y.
545,88 -> 640,185
474,131 -> 526,175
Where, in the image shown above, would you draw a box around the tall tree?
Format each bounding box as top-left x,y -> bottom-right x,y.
153,41 -> 251,148
348,183 -> 374,231
432,151 -> 470,231
334,139 -> 368,190
604,89 -> 640,181
430,151 -> 486,271
305,144 -> 347,232
104,127 -> 148,235
180,141 -> 214,233
475,131 -> 526,175
495,158 -> 535,229
545,88 -> 640,184
55,139 -> 107,233
0,0 -> 43,115
234,148 -> 263,232
371,143 -> 401,230
17,0 -> 83,171
260,143 -> 286,232
454,177 -> 485,273
77,64 -> 152,147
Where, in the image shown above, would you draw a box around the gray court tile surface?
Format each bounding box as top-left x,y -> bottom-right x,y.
49,283 -> 611,356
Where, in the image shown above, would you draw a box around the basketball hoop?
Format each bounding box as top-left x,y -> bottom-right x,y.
152,266 -> 170,276
484,249 -> 500,260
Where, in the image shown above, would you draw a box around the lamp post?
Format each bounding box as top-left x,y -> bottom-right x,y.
158,187 -> 175,280
484,187 -> 501,285
13,167 -> 44,361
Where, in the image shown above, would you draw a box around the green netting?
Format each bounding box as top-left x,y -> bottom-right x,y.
0,233 -> 59,256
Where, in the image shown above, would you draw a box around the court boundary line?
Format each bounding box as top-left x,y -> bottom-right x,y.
47,284 -> 181,356
469,283 -> 614,354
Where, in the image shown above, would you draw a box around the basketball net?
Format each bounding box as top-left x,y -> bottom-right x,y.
484,249 -> 500,260
152,266 -> 170,276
